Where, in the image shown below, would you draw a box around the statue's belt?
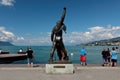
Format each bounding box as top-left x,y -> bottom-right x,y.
55,36 -> 61,40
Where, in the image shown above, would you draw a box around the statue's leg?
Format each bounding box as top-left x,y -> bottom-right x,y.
49,42 -> 56,61
56,44 -> 62,60
61,50 -> 65,61
61,41 -> 69,60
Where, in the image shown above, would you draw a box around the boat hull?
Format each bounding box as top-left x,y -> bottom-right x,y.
0,54 -> 27,63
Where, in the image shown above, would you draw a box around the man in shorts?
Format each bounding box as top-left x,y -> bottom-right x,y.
111,47 -> 118,67
26,48 -> 34,67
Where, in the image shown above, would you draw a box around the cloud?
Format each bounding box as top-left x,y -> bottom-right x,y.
0,26 -> 24,44
12,32 -> 51,46
0,0 -> 15,6
63,25 -> 120,44
88,25 -> 120,39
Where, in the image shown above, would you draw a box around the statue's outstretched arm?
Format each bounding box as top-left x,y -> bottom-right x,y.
60,7 -> 66,23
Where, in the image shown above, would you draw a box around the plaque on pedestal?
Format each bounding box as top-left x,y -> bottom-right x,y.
45,63 -> 74,74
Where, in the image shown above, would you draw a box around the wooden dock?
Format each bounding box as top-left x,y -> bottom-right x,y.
0,54 -> 27,63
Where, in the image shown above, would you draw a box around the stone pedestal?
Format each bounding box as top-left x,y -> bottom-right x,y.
45,64 -> 74,74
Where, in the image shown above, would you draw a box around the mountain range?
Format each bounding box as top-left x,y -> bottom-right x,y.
0,41 -> 14,46
81,37 -> 120,46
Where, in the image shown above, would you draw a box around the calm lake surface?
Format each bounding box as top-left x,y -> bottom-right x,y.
0,46 -> 120,64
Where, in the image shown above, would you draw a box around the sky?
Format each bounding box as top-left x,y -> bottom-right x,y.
0,0 -> 120,46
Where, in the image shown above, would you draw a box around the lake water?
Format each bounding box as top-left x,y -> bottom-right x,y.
0,46 -> 120,64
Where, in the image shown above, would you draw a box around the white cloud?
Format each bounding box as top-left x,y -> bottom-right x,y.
13,32 -> 51,46
0,0 -> 15,6
63,25 -> 120,44
0,26 -> 24,44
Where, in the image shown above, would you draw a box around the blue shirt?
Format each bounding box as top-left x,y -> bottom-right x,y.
111,50 -> 117,59
80,49 -> 86,55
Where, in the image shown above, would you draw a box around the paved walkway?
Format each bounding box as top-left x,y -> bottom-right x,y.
0,64 -> 120,80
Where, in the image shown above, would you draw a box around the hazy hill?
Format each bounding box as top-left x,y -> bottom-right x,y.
81,37 -> 120,46
0,41 -> 14,46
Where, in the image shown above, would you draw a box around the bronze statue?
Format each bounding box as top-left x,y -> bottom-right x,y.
49,7 -> 69,62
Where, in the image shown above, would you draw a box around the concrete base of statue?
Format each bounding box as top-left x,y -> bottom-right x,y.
46,61 -> 74,74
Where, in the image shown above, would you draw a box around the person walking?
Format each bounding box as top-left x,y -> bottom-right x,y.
26,47 -> 34,67
80,48 -> 87,66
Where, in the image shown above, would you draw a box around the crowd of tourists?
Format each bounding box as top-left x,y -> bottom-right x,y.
101,47 -> 119,67
79,47 -> 119,67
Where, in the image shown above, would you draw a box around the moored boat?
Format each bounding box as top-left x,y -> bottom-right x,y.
0,52 -> 27,63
